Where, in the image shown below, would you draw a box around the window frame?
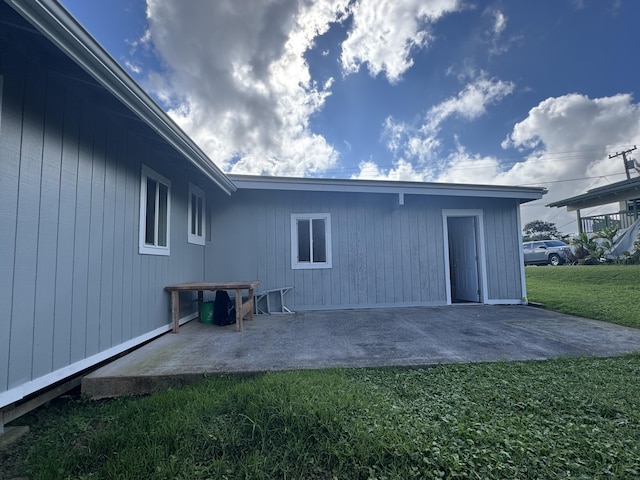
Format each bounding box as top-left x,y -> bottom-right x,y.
139,165 -> 171,256
290,213 -> 332,270
188,183 -> 206,245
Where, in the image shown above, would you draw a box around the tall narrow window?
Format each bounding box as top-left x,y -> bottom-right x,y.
291,213 -> 332,269
188,183 -> 206,245
139,165 -> 171,255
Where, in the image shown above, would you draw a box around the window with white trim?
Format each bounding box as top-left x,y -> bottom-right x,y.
139,165 -> 171,255
188,183 -> 205,245
291,213 -> 332,269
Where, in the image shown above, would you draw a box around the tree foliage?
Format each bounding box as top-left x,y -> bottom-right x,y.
522,220 -> 562,242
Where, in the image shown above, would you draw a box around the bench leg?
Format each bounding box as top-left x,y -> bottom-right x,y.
171,291 -> 180,333
247,288 -> 254,321
235,288 -> 243,332
198,290 -> 204,321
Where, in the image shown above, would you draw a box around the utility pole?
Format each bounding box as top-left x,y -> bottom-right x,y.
609,145 -> 637,180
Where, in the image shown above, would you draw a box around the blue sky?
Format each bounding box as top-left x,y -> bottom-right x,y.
60,0 -> 639,234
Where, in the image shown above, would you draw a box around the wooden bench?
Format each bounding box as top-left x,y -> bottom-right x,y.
165,281 -> 260,333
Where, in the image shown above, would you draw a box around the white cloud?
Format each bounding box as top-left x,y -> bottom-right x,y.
379,73 -> 514,164
358,92 -> 640,234
500,93 -> 640,227
492,10 -> 506,35
340,0 -> 464,83
142,0 -> 350,174
426,73 -> 514,127
352,158 -> 429,181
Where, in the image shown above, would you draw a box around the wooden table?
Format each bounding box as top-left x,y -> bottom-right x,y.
165,281 -> 260,333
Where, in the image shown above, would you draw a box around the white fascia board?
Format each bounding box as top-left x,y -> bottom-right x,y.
228,174 -> 545,203
6,0 -> 235,195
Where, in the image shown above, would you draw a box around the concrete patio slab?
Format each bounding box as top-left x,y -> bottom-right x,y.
82,305 -> 640,398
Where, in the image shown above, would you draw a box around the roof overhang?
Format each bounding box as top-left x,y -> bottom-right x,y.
547,177 -> 640,211
5,0 -> 235,195
228,175 -> 546,204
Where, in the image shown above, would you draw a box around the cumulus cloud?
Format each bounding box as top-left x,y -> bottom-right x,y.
128,1 -> 639,234
427,74 -> 514,127
374,72 -> 514,169
137,0 -> 467,176
143,0 -> 350,174
340,0 -> 464,83
358,92 -> 640,232
492,10 -> 506,35
501,92 -> 640,194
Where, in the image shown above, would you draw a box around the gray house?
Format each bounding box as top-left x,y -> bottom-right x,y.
1,0 -> 544,429
0,0 -> 234,423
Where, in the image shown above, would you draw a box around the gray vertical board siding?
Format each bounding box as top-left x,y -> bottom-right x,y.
483,200 -> 522,300
331,203 -> 343,306
373,201 -> 386,304
120,140 -> 136,342
417,200 -> 430,302
274,198 -> 288,290
391,206 -> 405,303
207,189 -> 460,310
128,139 -> 143,339
265,195 -> 277,289
382,204 -> 395,304
1,24 -> 222,407
111,127 -> 127,346
53,92 -> 80,371
8,59 -> 46,389
505,201 -> 523,299
32,75 -> 64,380
70,101 -> 93,364
86,113 -> 106,357
0,49 -> 25,392
99,122 -> 118,351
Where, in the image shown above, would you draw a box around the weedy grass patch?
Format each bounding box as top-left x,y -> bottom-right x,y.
7,355 -> 640,479
525,265 -> 640,328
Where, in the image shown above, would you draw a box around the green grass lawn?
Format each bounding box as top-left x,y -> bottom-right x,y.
4,359 -> 640,479
525,265 -> 640,329
3,265 -> 640,479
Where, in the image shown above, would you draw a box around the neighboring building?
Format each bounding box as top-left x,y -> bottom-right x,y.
0,0 -> 544,430
548,177 -> 640,234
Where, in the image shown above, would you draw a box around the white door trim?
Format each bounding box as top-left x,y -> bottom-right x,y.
442,209 -> 488,305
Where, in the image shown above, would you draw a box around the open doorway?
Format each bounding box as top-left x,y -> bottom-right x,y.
444,212 -> 485,304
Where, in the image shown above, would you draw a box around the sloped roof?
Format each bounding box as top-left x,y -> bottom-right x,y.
4,0 -> 235,195
547,177 -> 640,211
228,174 -> 546,204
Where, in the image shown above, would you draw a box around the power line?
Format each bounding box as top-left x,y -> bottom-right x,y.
324,144 -> 640,174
